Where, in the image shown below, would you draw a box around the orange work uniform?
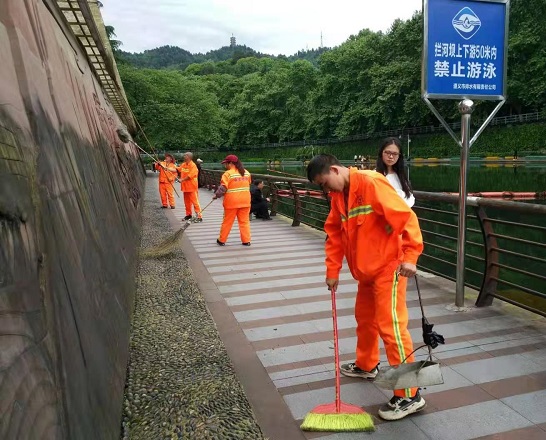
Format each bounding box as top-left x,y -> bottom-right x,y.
324,168 -> 424,398
217,168 -> 251,243
178,160 -> 201,218
154,161 -> 177,207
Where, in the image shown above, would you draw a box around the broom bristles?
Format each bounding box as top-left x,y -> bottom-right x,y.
141,222 -> 190,258
300,412 -> 375,432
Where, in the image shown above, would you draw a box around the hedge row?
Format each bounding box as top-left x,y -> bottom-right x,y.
144,122 -> 546,163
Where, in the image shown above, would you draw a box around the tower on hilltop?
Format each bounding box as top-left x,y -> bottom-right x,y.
230,34 -> 236,47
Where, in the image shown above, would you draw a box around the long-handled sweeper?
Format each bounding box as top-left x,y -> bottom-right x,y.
300,286 -> 375,432
141,198 -> 216,259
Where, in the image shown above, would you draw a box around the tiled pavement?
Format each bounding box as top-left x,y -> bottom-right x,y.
164,186 -> 546,440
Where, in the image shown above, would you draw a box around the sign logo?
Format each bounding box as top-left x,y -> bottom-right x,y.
452,7 -> 481,40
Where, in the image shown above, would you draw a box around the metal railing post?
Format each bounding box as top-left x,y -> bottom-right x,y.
289,182 -> 301,226
268,179 -> 279,216
476,207 -> 499,307
455,99 -> 474,308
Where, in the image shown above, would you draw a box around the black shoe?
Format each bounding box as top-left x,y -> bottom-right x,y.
242,242 -> 251,246
340,362 -> 379,380
184,215 -> 192,220
216,239 -> 225,246
161,206 -> 168,209
194,217 -> 203,222
170,206 -> 175,209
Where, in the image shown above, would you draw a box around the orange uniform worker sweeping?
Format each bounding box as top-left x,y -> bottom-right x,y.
177,152 -> 202,222
213,155 -> 252,246
154,153 -> 178,209
307,154 -> 426,421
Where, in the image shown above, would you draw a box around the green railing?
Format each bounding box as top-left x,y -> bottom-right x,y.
201,169 -> 546,316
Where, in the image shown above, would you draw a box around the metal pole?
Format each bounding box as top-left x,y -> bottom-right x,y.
456,99 -> 474,307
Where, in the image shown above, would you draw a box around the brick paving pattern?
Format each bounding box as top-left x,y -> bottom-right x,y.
168,187 -> 546,440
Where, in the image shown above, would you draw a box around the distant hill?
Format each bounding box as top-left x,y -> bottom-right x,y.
287,47 -> 330,63
118,44 -> 330,70
119,45 -> 195,69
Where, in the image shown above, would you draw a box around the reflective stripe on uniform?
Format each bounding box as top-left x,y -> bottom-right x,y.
390,271 -> 411,398
226,187 -> 250,193
348,205 -> 373,219
228,173 -> 250,179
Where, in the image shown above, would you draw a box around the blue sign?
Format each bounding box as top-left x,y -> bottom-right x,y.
423,0 -> 508,100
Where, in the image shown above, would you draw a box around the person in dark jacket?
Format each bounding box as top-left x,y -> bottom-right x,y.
196,158 -> 204,187
250,180 -> 272,220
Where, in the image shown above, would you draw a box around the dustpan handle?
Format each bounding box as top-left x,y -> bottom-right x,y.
330,287 -> 341,413
395,275 -> 429,364
415,274 -> 426,318
415,275 -> 435,364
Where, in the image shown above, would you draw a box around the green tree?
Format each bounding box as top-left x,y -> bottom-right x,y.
115,3 -> 546,154
506,0 -> 546,113
227,60 -> 317,145
119,65 -> 226,149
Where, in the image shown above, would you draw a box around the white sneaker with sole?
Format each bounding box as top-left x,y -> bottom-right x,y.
378,392 -> 426,421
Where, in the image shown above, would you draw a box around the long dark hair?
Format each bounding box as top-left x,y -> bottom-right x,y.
376,137 -> 412,198
233,159 -> 245,177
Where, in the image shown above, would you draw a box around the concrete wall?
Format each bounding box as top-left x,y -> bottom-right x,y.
0,1 -> 144,438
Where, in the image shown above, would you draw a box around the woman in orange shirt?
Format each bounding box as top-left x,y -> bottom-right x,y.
213,155 -> 252,246
154,153 -> 177,208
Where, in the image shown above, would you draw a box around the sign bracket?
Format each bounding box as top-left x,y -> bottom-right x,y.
469,99 -> 505,147
423,97 -> 462,148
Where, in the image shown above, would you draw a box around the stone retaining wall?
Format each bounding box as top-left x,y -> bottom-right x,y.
0,1 -> 144,438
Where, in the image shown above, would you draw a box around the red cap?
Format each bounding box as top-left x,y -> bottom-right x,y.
221,154 -> 239,164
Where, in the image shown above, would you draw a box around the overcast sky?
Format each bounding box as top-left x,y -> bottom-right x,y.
101,0 -> 423,56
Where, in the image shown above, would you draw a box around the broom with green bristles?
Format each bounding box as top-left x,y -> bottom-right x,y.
300,287 -> 375,432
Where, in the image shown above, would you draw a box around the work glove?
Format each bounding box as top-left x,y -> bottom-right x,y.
422,317 -> 445,349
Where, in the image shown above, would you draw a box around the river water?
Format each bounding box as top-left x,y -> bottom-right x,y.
240,163 -> 546,195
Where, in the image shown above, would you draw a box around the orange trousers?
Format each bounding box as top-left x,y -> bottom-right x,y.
183,191 -> 201,217
159,182 -> 175,207
354,260 -> 417,398
219,207 -> 251,244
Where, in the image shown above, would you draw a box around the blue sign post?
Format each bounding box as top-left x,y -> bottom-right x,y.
422,0 -> 509,309
423,0 -> 508,100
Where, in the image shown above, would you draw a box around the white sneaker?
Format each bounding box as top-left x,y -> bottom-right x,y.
378,392 -> 426,421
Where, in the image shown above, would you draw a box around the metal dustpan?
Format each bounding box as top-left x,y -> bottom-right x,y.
374,275 -> 445,390
374,349 -> 444,390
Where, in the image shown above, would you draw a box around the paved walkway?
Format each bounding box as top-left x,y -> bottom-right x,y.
165,186 -> 546,440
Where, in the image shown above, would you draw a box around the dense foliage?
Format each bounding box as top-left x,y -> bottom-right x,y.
116,0 -> 546,155
118,45 -> 274,70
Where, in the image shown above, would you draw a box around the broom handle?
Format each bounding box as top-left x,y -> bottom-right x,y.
331,287 -> 341,413
200,199 -> 215,214
133,142 -> 182,197
133,142 -> 175,177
